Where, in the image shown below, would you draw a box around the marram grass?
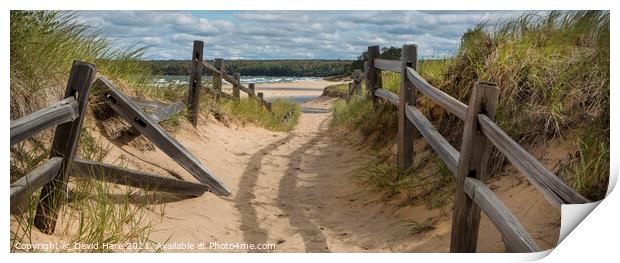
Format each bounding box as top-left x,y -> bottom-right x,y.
333,11 -> 609,201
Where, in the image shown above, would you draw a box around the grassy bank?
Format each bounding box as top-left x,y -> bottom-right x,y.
332,11 -> 609,203
10,10 -> 299,250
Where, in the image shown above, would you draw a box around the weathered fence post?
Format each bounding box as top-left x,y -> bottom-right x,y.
353,69 -> 362,95
34,61 -> 96,234
213,58 -> 224,98
397,44 -> 418,169
187,40 -> 204,127
365,46 -> 381,103
233,73 -> 241,99
249,83 -> 256,96
347,82 -> 354,100
450,81 -> 500,252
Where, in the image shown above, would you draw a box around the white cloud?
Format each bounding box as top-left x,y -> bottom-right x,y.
74,10 -> 534,60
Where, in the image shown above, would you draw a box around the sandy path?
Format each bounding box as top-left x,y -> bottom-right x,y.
17,80 -> 560,252
133,95 -> 558,252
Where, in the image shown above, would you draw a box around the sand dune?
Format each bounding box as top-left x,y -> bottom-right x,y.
15,80 -> 560,252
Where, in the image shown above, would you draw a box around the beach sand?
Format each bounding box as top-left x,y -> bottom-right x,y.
12,79 -> 560,252
221,80 -> 347,101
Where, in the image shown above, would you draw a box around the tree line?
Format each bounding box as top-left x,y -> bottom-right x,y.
143,59 -> 353,77
351,47 -> 402,71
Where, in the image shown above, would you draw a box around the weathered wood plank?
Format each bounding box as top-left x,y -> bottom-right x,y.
131,97 -> 167,109
463,177 -> 541,252
213,58 -> 224,94
93,77 -> 230,196
397,44 -> 417,169
405,105 -> 459,173
35,61 -> 97,234
203,61 -> 255,96
406,67 -> 468,120
353,69 -> 362,95
233,73 -> 241,98
72,158 -> 210,197
202,60 -> 221,75
249,83 -> 256,95
347,82 -> 354,100
450,81 -> 500,252
366,46 -> 382,102
187,40 -> 204,127
478,114 -> 589,206
10,97 -> 79,146
374,58 -> 401,73
11,157 -> 63,208
374,89 -> 399,106
223,73 -> 254,95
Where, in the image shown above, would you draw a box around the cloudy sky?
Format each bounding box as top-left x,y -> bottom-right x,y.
75,10 -> 533,60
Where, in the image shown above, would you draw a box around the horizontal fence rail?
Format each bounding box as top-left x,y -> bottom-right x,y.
462,177 -> 541,252
374,86 -> 540,252
406,66 -> 468,120
478,115 -> 589,206
10,97 -> 79,146
202,61 -> 256,96
194,42 -> 272,116
72,158 -> 210,197
10,157 -> 63,208
374,58 -> 401,73
365,44 -> 590,253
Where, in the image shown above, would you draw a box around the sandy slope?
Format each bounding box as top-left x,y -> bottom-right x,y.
15,80 -> 560,252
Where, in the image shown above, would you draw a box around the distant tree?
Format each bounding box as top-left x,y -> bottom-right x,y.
351,46 -> 402,73
143,59 -> 352,77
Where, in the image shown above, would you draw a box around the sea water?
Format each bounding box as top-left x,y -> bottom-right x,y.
149,75 -> 322,86
149,75 -> 324,104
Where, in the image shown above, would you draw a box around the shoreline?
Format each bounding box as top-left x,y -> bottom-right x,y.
221,79 -> 348,101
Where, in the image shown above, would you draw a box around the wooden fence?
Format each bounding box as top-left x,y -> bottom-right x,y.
10,60 -> 230,235
186,40 -> 272,127
364,44 -> 591,252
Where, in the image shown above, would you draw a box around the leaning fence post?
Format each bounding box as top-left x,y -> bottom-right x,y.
214,58 -> 224,98
450,81 -> 500,252
397,44 -> 418,169
187,40 -> 204,127
233,73 -> 240,99
365,45 -> 381,103
34,61 -> 96,234
354,69 -> 362,95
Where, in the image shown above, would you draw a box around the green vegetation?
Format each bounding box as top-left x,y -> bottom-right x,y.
333,11 -> 609,202
355,153 -> 453,209
11,127 -> 162,252
9,10 -> 299,250
213,97 -> 301,132
143,59 -> 352,77
322,83 -> 351,98
10,11 -> 150,120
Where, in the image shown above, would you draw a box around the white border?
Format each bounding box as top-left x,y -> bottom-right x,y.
2,1 -> 617,262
